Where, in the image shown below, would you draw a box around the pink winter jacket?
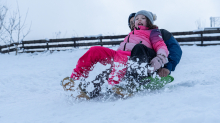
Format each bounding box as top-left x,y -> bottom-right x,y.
117,26 -> 169,57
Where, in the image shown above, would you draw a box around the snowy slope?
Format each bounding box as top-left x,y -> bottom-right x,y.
0,45 -> 220,123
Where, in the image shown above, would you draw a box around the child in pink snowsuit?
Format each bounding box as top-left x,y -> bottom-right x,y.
70,10 -> 169,85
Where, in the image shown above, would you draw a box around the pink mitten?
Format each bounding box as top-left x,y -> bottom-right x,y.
149,55 -> 168,73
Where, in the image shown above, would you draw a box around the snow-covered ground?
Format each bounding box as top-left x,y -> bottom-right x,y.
1,45 -> 220,123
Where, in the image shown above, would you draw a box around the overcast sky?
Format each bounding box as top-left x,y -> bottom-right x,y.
3,0 -> 220,40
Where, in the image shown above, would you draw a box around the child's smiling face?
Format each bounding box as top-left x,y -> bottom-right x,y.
135,14 -> 147,28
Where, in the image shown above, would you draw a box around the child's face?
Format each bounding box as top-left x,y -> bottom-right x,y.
135,14 -> 147,28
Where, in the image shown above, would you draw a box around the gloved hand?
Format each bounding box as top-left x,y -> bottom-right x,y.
157,68 -> 170,77
149,54 -> 168,73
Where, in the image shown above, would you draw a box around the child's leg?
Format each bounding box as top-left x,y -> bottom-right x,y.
125,44 -> 157,81
108,50 -> 131,85
71,46 -> 117,80
130,44 -> 156,63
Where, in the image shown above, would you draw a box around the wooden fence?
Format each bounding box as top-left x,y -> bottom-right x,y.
0,30 -> 220,54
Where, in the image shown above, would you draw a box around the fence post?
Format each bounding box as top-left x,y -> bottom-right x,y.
22,41 -> 25,53
74,41 -> 76,47
100,37 -> 103,46
15,43 -> 18,55
201,32 -> 203,46
46,42 -> 49,50
8,45 -> 10,54
73,38 -> 76,48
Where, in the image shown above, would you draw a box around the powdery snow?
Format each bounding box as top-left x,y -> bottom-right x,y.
0,45 -> 220,123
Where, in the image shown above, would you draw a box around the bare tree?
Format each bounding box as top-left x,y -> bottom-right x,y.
53,31 -> 61,39
0,2 -> 31,55
0,5 -> 8,42
195,19 -> 205,30
3,3 -> 31,44
210,17 -> 220,27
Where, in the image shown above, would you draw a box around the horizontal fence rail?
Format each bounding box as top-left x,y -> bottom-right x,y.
1,30 -> 220,54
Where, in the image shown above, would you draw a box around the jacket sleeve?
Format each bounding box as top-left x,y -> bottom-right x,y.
150,29 -> 169,57
160,29 -> 182,72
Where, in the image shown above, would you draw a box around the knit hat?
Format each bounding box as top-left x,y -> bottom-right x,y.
128,13 -> 136,28
134,10 -> 157,24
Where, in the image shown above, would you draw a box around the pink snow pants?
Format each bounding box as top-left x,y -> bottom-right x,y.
70,46 -> 131,85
